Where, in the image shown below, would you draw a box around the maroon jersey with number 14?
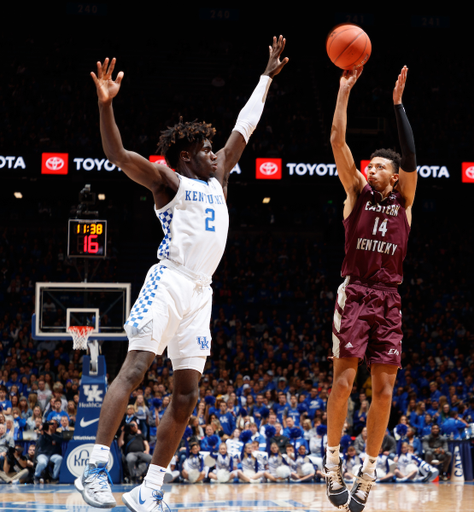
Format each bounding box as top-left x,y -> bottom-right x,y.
341,184 -> 410,285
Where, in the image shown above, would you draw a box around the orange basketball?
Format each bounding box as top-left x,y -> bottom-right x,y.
326,23 -> 371,70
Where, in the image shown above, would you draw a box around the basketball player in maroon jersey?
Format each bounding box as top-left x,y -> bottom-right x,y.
323,66 -> 417,512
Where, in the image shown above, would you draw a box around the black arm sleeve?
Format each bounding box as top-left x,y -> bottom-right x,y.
394,103 -> 417,173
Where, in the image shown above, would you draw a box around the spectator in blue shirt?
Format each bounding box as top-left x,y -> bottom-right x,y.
6,371 -> 21,394
273,393 -> 289,424
410,401 -> 427,432
0,386 -> 12,415
236,375 -> 252,398
286,395 -> 302,426
282,416 -> 301,439
248,421 -> 266,451
250,393 -> 268,427
462,398 -> 474,423
46,398 -> 69,424
261,371 -> 276,394
420,413 -> 435,437
352,399 -> 369,435
275,377 -> 289,396
200,424 -> 221,452
287,424 -> 309,452
429,381 -> 442,403
441,410 -> 469,440
215,401 -> 235,437
393,386 -> 408,416
405,425 -> 423,456
305,387 -> 324,419
426,400 -> 440,423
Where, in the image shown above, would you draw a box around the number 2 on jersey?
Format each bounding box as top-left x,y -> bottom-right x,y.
205,208 -> 215,232
372,217 -> 388,237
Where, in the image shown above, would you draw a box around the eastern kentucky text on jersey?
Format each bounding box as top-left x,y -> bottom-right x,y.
341,184 -> 410,285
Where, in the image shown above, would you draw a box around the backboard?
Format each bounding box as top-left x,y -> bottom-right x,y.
32,282 -> 131,341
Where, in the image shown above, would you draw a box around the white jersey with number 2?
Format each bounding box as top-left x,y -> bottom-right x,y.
155,174 -> 229,279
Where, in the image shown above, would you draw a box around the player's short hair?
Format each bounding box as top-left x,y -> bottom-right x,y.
157,117 -> 216,169
370,148 -> 401,174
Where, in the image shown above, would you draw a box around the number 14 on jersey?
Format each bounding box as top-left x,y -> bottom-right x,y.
372,217 -> 388,237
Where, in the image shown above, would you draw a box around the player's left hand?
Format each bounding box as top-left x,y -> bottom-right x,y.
263,35 -> 289,78
393,65 -> 408,105
91,57 -> 124,105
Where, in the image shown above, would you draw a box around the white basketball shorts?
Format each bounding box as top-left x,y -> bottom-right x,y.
124,261 -> 212,372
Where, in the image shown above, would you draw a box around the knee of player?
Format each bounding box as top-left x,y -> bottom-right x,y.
117,355 -> 152,386
171,387 -> 199,417
372,385 -> 394,404
332,376 -> 353,397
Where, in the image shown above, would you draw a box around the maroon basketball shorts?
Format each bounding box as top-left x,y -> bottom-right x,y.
332,276 -> 403,368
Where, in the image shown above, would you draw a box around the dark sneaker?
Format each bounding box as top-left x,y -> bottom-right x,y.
322,455 -> 349,508
348,466 -> 376,512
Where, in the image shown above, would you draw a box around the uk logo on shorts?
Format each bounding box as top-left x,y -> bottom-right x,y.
196,336 -> 209,350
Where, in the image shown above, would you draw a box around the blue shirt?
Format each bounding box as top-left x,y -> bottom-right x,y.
286,406 -> 301,425
0,399 -> 12,412
305,396 -> 324,418
441,418 -> 466,439
273,403 -> 288,424
46,410 -> 70,423
216,411 -> 235,436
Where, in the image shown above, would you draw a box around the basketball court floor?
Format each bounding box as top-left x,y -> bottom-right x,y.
0,481 -> 472,512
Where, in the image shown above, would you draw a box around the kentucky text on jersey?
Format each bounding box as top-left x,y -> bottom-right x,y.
184,190 -> 225,205
356,238 -> 398,255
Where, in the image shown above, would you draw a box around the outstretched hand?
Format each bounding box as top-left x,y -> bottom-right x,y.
263,35 -> 289,79
91,58 -> 124,104
393,65 -> 408,105
339,67 -> 363,91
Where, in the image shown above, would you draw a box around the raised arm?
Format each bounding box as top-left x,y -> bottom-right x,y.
393,66 -> 417,214
330,68 -> 366,216
214,35 -> 289,195
91,58 -> 178,194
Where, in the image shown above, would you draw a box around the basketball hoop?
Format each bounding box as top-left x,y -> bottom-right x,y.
68,325 -> 94,350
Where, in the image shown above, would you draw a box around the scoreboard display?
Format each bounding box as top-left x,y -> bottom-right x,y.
68,219 -> 107,258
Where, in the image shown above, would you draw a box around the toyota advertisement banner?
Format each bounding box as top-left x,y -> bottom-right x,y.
256,158 -> 462,182
1,151 -> 473,184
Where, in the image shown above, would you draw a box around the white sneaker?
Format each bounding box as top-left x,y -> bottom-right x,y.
122,483 -> 170,512
74,461 -> 117,508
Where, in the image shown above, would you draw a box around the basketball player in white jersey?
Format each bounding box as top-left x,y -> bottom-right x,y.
74,37 -> 288,512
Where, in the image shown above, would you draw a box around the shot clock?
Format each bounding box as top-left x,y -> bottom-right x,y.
68,219 -> 107,258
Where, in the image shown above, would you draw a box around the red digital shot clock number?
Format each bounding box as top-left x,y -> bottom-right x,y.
67,219 -> 107,258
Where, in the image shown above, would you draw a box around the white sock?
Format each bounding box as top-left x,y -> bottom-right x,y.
326,445 -> 340,467
143,464 -> 167,490
89,444 -> 110,465
362,455 -> 377,477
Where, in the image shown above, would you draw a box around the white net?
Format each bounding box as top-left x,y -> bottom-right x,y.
67,325 -> 94,350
